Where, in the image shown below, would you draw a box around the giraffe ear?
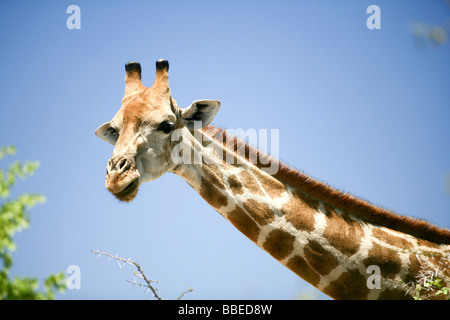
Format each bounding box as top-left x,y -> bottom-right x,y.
95,121 -> 119,145
181,100 -> 220,129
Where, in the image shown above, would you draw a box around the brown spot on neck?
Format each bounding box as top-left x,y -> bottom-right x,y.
238,170 -> 265,197
363,244 -> 402,280
323,268 -> 371,300
199,167 -> 228,210
263,229 -> 295,260
248,166 -> 286,199
372,228 -> 414,250
281,190 -> 317,233
242,199 -> 275,226
227,205 -> 260,243
303,240 -> 339,276
286,255 -> 321,287
322,206 -> 364,257
227,174 -> 244,195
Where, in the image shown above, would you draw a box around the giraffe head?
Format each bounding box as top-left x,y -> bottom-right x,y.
95,60 -> 220,201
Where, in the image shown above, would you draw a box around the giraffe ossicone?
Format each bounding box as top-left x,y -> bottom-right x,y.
95,60 -> 450,300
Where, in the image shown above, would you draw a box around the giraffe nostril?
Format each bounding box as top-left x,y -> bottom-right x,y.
107,157 -> 132,174
118,159 -> 127,170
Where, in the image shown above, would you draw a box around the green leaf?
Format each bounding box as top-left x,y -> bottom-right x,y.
0,146 -> 17,160
431,278 -> 442,289
416,284 -> 422,293
436,287 -> 449,296
0,145 -> 65,300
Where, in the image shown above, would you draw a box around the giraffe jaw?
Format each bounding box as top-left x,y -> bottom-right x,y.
111,178 -> 140,202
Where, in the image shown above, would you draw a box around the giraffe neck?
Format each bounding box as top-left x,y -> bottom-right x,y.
171,127 -> 450,300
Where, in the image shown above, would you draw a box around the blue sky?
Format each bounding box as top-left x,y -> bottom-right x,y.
0,0 -> 449,300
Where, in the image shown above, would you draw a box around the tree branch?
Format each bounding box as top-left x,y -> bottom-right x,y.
91,249 -> 192,300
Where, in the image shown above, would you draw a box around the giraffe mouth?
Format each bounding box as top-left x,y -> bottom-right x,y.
113,178 -> 139,202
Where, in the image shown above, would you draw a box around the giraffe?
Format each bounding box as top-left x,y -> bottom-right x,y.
95,59 -> 450,300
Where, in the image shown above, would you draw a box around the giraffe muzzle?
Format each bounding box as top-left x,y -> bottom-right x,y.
105,156 -> 140,201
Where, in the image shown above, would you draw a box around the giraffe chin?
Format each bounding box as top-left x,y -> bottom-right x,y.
112,178 -> 139,202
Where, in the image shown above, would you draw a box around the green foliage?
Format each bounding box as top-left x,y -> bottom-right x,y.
426,277 -> 450,300
412,274 -> 450,300
0,145 -> 66,300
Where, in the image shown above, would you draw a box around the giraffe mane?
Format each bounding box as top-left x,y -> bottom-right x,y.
202,125 -> 450,245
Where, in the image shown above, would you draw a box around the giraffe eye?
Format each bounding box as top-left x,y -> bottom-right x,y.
157,121 -> 175,134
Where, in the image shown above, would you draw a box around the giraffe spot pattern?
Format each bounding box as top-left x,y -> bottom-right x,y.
363,244 -> 402,280
243,199 -> 275,226
189,130 -> 450,300
263,229 -> 295,260
323,268 -> 370,300
199,178 -> 228,209
372,228 -> 414,250
227,174 -> 244,195
281,191 -> 317,232
303,240 -> 340,276
250,166 -> 287,199
238,170 -> 265,197
322,206 -> 364,257
286,255 -> 321,287
199,165 -> 229,209
404,253 -> 421,285
227,205 -> 260,243
416,238 -> 442,250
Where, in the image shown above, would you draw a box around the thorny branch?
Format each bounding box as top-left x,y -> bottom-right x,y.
403,251 -> 450,300
91,249 -> 193,300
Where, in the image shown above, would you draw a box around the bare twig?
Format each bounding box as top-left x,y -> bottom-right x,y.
91,249 -> 164,300
177,287 -> 194,300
